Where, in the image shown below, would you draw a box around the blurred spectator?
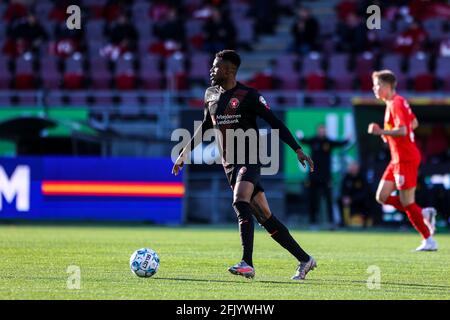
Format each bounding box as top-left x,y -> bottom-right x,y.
105,14 -> 138,53
339,162 -> 372,227
52,19 -> 85,58
192,0 -> 226,20
290,7 -> 319,55
409,0 -> 450,21
395,20 -> 428,56
203,8 -> 236,53
104,0 -> 129,23
49,0 -> 81,22
250,0 -> 279,35
152,7 -> 186,55
439,38 -> 450,57
246,70 -> 274,90
3,0 -> 28,23
298,124 -> 350,228
335,12 -> 368,53
424,125 -> 449,163
4,13 -> 48,57
150,0 -> 174,23
335,0 -> 358,21
355,0 -> 387,17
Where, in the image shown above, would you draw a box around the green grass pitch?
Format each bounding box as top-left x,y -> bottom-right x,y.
0,224 -> 449,300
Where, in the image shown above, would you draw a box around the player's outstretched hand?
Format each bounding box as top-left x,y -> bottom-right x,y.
172,153 -> 186,176
296,148 -> 314,172
368,123 -> 382,135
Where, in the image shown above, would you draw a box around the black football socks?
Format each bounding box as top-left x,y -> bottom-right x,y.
262,214 -> 310,262
233,201 -> 255,267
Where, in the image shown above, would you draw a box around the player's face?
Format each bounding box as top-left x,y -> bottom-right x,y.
317,125 -> 326,137
372,78 -> 389,100
210,58 -> 227,86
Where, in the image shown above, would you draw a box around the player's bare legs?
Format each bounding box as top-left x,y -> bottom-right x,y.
398,187 -> 416,207
399,187 -> 438,251
249,191 -> 271,224
250,192 -> 316,280
375,180 -> 397,206
376,179 -> 411,211
376,180 -> 437,251
228,181 -> 256,278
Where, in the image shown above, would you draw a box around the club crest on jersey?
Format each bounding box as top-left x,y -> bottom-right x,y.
228,98 -> 240,109
259,96 -> 270,109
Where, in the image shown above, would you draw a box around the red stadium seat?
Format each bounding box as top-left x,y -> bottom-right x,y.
140,75 -> 163,90
441,76 -> 450,92
248,72 -> 274,90
2,39 -> 29,58
3,2 -> 28,22
413,73 -> 435,92
63,72 -> 84,90
305,72 -> 326,91
14,73 -> 35,89
330,74 -> 354,91
358,73 -> 373,91
116,73 -> 137,90
174,72 -> 188,90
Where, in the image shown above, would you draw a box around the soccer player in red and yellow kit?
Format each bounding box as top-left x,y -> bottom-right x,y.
368,70 -> 438,251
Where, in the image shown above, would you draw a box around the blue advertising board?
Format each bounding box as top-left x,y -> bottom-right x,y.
0,157 -> 184,224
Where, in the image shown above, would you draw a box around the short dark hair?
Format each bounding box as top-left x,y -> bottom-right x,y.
216,50 -> 241,69
372,70 -> 397,89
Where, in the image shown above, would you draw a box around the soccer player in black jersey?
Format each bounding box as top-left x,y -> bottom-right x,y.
172,50 -> 317,280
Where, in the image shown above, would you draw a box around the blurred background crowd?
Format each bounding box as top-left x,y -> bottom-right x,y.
1,0 -> 449,93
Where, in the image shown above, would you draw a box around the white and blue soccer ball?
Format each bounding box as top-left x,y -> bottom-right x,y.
129,248 -> 160,278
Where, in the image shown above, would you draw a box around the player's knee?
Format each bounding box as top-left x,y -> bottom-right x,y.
233,193 -> 250,204
375,192 -> 387,204
232,200 -> 252,221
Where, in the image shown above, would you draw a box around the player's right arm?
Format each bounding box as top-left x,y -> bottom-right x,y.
172,93 -> 213,176
253,92 -> 314,172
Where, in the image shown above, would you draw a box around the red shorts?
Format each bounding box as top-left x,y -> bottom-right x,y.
381,161 -> 420,190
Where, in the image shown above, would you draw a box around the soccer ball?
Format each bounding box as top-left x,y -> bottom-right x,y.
129,248 -> 160,278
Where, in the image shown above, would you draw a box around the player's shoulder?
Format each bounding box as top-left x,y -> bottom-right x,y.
234,83 -> 262,105
237,83 -> 270,108
238,82 -> 259,96
205,85 -> 220,94
204,85 -> 221,102
393,94 -> 409,107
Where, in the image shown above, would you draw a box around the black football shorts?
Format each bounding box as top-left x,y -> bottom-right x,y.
225,164 -> 264,198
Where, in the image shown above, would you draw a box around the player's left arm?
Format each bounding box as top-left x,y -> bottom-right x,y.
254,93 -> 314,172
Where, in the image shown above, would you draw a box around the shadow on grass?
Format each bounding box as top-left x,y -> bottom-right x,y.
307,279 -> 450,291
156,276 -> 310,285
156,277 -> 450,292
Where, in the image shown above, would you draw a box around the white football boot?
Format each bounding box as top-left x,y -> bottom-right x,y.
415,237 -> 438,252
292,256 -> 317,280
422,207 -> 437,235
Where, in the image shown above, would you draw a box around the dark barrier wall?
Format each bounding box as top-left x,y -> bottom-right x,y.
0,157 -> 184,224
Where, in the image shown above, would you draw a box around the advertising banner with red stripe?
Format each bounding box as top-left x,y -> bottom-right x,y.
0,157 -> 184,224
